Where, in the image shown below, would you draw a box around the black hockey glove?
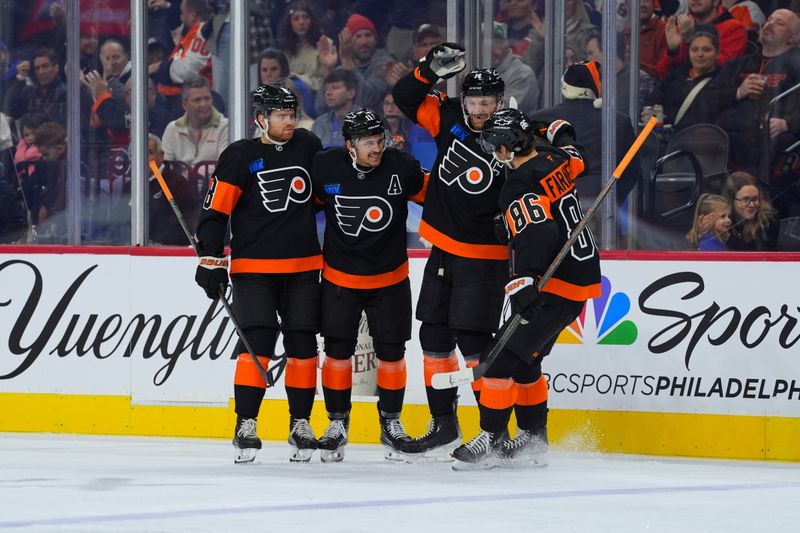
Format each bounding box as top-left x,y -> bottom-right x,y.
420,42 -> 466,80
505,276 -> 541,319
195,255 -> 229,300
493,212 -> 509,244
546,119 -> 577,147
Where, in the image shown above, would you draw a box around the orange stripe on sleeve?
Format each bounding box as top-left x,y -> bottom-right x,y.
408,172 -> 429,203
515,375 -> 548,406
423,352 -> 460,387
541,277 -> 601,302
285,356 -> 318,389
377,359 -> 407,390
415,92 -> 442,138
479,377 -> 517,410
322,357 -> 352,391
234,353 -> 271,389
419,220 -> 508,260
209,179 -> 242,215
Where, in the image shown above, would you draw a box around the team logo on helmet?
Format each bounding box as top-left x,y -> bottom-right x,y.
257,166 -> 312,212
334,195 -> 393,236
438,139 -> 500,194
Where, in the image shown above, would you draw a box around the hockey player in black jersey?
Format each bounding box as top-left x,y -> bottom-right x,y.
451,109 -> 601,470
194,83 -> 324,464
311,109 -> 427,462
393,43 -> 509,459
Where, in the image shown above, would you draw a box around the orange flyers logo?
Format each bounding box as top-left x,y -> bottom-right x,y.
438,139 -> 499,195
256,166 -> 312,212
334,195 -> 393,237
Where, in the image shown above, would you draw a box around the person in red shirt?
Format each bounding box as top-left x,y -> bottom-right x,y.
638,0 -> 668,78
656,0 -> 747,79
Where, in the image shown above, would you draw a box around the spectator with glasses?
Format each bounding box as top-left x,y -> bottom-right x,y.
721,171 -> 779,251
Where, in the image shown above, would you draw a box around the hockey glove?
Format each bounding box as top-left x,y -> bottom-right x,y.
195,255 -> 229,300
493,212 -> 509,244
505,276 -> 541,319
420,42 -> 466,80
546,119 -> 577,147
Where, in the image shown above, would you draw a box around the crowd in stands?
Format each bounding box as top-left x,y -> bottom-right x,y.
0,0 -> 798,251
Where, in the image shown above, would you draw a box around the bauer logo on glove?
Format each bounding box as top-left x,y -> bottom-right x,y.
421,42 -> 466,80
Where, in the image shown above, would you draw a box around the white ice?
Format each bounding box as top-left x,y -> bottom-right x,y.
1,433 -> 799,532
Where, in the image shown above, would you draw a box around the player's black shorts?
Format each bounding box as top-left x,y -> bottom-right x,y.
415,247 -> 506,332
231,270 -> 321,332
504,293 -> 585,362
321,277 -> 412,343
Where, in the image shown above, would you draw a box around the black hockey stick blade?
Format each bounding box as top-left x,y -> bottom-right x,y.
431,314 -> 524,389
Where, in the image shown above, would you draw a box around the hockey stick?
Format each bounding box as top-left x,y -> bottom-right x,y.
432,116 -> 658,389
149,160 -> 278,387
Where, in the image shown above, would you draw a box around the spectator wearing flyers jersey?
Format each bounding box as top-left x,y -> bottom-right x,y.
151,0 -> 214,113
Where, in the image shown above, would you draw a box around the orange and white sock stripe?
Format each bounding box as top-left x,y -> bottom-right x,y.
234,353 -> 271,389
423,351 -> 459,387
515,374 -> 548,407
321,357 -> 352,391
480,377 -> 518,410
377,359 -> 407,390
285,356 -> 318,389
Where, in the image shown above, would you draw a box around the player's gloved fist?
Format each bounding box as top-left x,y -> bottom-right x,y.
195,256 -> 229,300
505,276 -> 540,319
493,212 -> 509,244
546,119 -> 576,147
421,42 -> 466,80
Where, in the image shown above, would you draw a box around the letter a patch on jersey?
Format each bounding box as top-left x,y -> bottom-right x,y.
334,195 -> 393,236
387,174 -> 402,196
257,166 -> 312,212
438,139 -> 499,195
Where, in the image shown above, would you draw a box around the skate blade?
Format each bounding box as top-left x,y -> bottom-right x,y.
320,447 -> 345,463
289,446 -> 315,463
498,454 -> 548,468
234,447 -> 258,464
452,457 -> 499,471
402,442 -> 459,463
382,445 -> 412,462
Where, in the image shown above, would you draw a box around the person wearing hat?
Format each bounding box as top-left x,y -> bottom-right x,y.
385,24 -> 445,88
530,60 -> 641,209
316,12 -> 394,114
490,21 -> 540,116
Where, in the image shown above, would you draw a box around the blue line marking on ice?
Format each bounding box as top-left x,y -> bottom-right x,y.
1,481 -> 799,529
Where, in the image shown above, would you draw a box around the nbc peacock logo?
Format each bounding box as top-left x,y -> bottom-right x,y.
557,276 -> 638,345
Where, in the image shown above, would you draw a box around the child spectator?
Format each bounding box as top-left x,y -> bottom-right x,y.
28,121 -> 67,239
721,171 -> 779,251
687,193 -> 732,250
13,113 -> 46,169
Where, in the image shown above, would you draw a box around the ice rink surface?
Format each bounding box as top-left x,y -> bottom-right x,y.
1,433 -> 799,532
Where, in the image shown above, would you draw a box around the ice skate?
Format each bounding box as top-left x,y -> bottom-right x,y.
403,414 -> 462,462
288,417 -> 318,463
232,417 -> 261,464
452,429 -> 507,471
318,414 -> 349,463
379,407 -> 415,462
498,427 -> 548,468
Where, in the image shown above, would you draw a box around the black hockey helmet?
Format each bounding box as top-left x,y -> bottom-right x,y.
342,109 -> 385,141
461,68 -> 505,98
252,83 -> 298,122
478,108 -> 534,155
